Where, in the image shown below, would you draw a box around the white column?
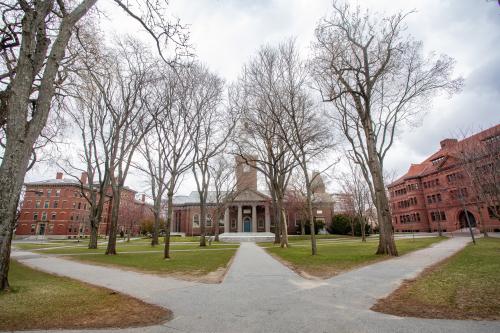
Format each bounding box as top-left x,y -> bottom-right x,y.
224,207 -> 230,233
265,204 -> 271,232
252,205 -> 257,232
237,204 -> 242,232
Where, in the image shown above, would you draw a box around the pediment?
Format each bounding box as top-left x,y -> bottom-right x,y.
232,189 -> 270,202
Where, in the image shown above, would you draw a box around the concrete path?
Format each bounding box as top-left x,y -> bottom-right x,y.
10,237 -> 500,333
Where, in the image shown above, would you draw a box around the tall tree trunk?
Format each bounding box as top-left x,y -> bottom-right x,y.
272,197 -> 281,244
300,220 -> 305,235
278,197 -> 288,248
306,187 -> 317,255
151,211 -> 160,246
105,188 -> 121,255
88,219 -> 99,249
199,199 -> 206,247
0,0 -> 97,290
214,209 -> 220,242
361,216 -> 366,242
364,129 -> 398,256
163,192 -> 173,259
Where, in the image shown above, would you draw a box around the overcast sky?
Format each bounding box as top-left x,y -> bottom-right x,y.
27,0 -> 500,196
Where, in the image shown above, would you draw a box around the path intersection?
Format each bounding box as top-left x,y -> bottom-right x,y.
11,237 -> 500,333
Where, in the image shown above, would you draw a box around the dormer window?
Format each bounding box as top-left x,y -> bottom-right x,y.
431,156 -> 445,166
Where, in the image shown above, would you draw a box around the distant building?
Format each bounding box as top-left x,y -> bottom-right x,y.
15,172 -> 153,239
387,125 -> 500,233
172,157 -> 335,235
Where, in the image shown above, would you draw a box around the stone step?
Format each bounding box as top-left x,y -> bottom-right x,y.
219,232 -> 275,243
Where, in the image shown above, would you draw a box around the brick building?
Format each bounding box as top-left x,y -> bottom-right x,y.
15,172 -> 153,239
172,157 -> 334,236
388,125 -> 500,233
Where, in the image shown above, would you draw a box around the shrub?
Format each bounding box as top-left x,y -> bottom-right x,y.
328,214 -> 371,236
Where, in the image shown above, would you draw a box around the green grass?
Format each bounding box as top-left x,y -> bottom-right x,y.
265,237 -> 445,278
67,248 -> 237,277
0,261 -> 170,331
373,237 -> 500,320
287,234 -> 354,241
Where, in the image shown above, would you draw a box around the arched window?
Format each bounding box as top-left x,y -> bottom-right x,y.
192,214 -> 200,228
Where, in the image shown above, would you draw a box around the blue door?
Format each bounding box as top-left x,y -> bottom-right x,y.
243,217 -> 251,232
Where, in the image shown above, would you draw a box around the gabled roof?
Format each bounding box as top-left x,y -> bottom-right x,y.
389,124 -> 500,187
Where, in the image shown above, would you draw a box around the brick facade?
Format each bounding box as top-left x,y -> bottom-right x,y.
388,125 -> 500,233
16,172 -> 153,239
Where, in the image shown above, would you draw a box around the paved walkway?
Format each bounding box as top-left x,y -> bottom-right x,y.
10,237 -> 500,333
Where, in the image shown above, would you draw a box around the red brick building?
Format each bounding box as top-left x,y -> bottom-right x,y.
388,125 -> 500,233
15,172 -> 153,239
172,157 -> 334,236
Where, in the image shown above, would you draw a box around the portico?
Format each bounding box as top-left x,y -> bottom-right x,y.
223,202 -> 271,233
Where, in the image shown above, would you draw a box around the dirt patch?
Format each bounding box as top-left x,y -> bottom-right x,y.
371,257 -> 500,321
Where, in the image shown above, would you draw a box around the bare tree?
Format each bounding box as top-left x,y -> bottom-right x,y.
268,40 -> 334,255
311,1 -> 463,255
340,159 -> 371,241
137,133 -> 169,246
155,66 -> 195,259
232,45 -> 298,247
0,0 -> 189,291
188,64 -> 234,247
85,38 -> 155,255
210,155 -> 238,241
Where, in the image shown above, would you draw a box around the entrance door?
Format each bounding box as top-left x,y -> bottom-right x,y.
38,223 -> 46,235
459,210 -> 476,229
243,217 -> 251,232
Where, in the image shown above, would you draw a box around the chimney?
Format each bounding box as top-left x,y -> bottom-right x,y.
141,194 -> 145,202
440,138 -> 458,149
56,172 -> 63,180
80,172 -> 88,185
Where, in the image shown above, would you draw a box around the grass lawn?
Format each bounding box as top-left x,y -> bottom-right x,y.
69,249 -> 237,280
372,237 -> 500,320
264,237 -> 445,278
287,234 -> 355,241
0,261 -> 170,331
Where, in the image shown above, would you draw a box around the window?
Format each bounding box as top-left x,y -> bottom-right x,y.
51,213 -> 56,220
47,189 -> 52,197
73,202 -> 76,209
53,201 -> 58,208
33,213 -> 38,221
206,214 -> 212,227
437,194 -> 442,202
78,202 -> 81,209
431,156 -> 445,166
487,205 -> 500,218
44,201 -> 49,208
31,224 -> 36,233
258,219 -> 264,228
219,219 -> 225,227
231,219 -> 236,228
55,189 -> 61,197
41,212 -> 47,221
192,214 -> 200,228
35,200 -> 41,208
316,209 -> 323,215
